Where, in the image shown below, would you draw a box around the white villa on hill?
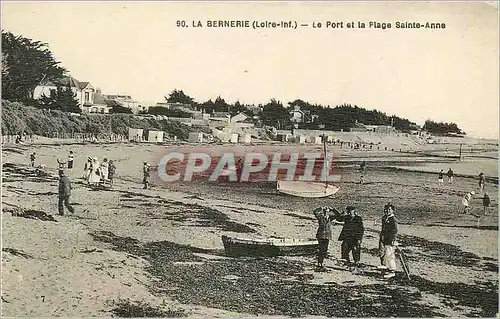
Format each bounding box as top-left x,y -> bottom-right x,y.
33,76 -> 95,109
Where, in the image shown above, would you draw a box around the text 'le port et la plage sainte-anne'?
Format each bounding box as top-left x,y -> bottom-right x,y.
179,20 -> 446,29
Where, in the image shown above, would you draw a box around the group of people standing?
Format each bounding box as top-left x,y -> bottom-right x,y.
314,203 -> 399,279
437,168 -> 492,216
83,156 -> 116,187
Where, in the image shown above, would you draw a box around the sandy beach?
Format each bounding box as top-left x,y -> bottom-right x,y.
1,140 -> 498,317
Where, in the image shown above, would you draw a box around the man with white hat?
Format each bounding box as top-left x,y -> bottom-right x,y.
462,191 -> 475,214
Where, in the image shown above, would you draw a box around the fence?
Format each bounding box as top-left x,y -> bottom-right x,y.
2,133 -> 128,145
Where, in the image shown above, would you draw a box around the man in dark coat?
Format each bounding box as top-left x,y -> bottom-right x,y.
338,206 -> 364,267
313,206 -> 342,270
379,203 -> 398,278
446,168 -> 454,183
143,162 -> 151,189
58,170 -> 75,216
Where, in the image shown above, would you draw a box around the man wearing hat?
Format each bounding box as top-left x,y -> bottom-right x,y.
58,170 -> 75,216
313,206 -> 343,270
143,162 -> 151,189
338,206 -> 365,268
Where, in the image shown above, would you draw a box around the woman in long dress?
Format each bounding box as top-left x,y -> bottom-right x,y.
89,157 -> 101,186
84,157 -> 92,184
100,158 -> 109,184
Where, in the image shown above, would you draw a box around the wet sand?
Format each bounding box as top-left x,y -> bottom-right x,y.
1,141 -> 498,317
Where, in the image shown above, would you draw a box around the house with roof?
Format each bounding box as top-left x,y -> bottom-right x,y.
290,106 -> 314,124
33,76 -> 95,108
210,112 -> 231,123
102,94 -> 143,114
90,89 -> 112,114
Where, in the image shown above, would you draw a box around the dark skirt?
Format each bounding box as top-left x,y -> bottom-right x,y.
68,161 -> 74,169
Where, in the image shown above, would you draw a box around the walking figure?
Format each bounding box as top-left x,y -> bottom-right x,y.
30,152 -> 36,167
447,168 -> 454,183
478,173 -> 485,191
337,206 -> 364,268
438,170 -> 444,185
378,203 -> 398,279
313,206 -> 342,270
58,170 -> 75,216
462,191 -> 475,214
108,160 -> 116,186
143,162 -> 151,189
68,151 -> 74,169
482,193 -> 490,215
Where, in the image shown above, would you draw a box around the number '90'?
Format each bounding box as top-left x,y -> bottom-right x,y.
176,20 -> 187,27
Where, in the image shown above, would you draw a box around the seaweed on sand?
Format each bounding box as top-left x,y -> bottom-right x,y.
91,231 -> 442,317
109,298 -> 188,317
6,208 -> 58,222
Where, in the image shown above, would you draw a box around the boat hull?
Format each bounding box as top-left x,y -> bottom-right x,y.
277,181 -> 340,198
222,235 -> 319,257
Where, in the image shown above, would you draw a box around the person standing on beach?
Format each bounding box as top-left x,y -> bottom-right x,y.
83,157 -> 92,182
462,191 -> 475,214
58,170 -> 75,216
447,168 -> 454,183
378,203 -> 398,279
337,206 -> 364,268
478,173 -> 485,191
30,152 -> 36,167
68,151 -> 74,170
438,170 -> 444,185
143,162 -> 151,189
313,206 -> 342,270
100,158 -> 109,184
108,160 -> 116,186
482,193 -> 491,215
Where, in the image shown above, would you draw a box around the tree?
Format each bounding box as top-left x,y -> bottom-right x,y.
214,95 -> 230,113
1,30 -> 67,103
37,85 -> 81,113
147,106 -> 191,118
261,99 -> 290,129
423,120 -> 464,135
165,89 -> 195,105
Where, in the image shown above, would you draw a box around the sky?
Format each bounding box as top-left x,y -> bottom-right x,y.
2,1 -> 499,139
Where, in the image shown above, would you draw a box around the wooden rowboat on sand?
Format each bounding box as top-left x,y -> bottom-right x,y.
221,235 -> 319,257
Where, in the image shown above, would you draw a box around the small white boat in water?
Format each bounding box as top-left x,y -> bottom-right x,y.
277,181 -> 340,198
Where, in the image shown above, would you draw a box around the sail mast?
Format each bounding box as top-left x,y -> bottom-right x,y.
323,134 -> 328,189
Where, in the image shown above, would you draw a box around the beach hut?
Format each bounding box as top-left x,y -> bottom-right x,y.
188,132 -> 204,143
128,128 -> 143,142
148,130 -> 164,143
241,134 -> 252,144
299,135 -> 307,144
229,133 -> 238,143
314,136 -> 322,144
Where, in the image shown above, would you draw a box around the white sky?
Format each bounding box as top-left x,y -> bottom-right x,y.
2,1 -> 498,139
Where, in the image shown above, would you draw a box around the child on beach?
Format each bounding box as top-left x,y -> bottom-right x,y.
438,170 -> 444,185
447,168 -> 454,183
30,152 -> 36,167
478,173 -> 485,191
462,191 -> 475,214
68,151 -> 74,169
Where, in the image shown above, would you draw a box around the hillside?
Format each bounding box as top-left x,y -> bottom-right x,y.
1,101 -> 197,140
